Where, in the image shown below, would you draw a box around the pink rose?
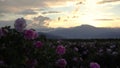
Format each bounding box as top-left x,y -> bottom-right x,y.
74,47 -> 79,52
57,40 -> 62,44
56,58 -> 67,68
56,45 -> 66,55
24,29 -> 38,40
34,41 -> 43,48
90,62 -> 100,68
14,18 -> 27,32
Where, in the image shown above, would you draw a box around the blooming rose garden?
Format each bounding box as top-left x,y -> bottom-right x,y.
0,18 -> 120,68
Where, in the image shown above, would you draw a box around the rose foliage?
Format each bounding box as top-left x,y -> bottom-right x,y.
0,18 -> 120,68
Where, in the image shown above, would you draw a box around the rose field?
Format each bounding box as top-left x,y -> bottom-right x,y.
0,18 -> 120,68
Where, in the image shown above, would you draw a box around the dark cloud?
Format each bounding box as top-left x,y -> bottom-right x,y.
76,2 -> 83,5
0,14 -> 4,17
58,17 -> 61,21
76,0 -> 86,5
95,19 -> 114,21
0,19 -> 51,31
0,0 -> 45,8
0,0 -> 73,13
64,19 -> 68,22
0,9 -> 10,14
72,16 -> 79,18
0,0 -> 74,18
33,15 -> 51,26
0,19 -> 32,28
42,11 -> 61,14
18,9 -> 38,15
97,0 -> 120,4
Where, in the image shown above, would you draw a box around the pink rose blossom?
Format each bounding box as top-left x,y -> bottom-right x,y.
106,48 -> 112,53
34,41 -> 43,48
57,40 -> 62,44
14,18 -> 27,32
90,62 -> 100,68
110,45 -> 116,48
56,45 -> 66,55
112,51 -> 118,55
56,58 -> 67,68
74,47 -> 79,52
24,29 -> 38,40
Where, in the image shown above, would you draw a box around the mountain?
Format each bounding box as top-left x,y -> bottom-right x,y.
38,32 -> 64,39
43,24 -> 120,39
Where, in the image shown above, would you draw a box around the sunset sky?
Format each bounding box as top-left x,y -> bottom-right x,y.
0,0 -> 120,29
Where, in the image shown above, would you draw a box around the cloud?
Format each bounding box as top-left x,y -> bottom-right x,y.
76,2 -> 83,5
97,0 -> 120,4
72,16 -> 79,18
18,9 -> 38,15
0,18 -> 45,30
0,0 -> 75,20
0,19 -> 33,28
0,20 -> 14,28
76,0 -> 86,5
0,14 -> 4,17
95,18 -> 114,21
58,17 -> 61,21
0,9 -> 11,14
0,0 -> 44,14
42,11 -> 61,14
32,15 -> 51,27
0,0 -> 74,12
116,18 -> 120,20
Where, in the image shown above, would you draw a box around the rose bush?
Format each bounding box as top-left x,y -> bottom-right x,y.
0,18 -> 120,68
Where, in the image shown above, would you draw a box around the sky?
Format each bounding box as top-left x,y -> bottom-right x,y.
0,0 -> 120,29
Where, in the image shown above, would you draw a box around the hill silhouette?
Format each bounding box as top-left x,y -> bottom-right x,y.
39,24 -> 120,39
